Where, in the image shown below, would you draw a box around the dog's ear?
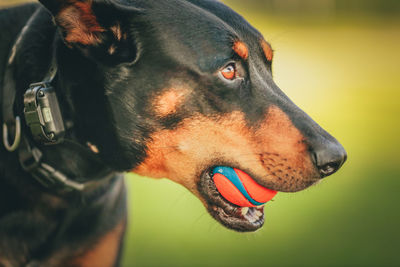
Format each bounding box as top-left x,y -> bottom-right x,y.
39,0 -> 140,64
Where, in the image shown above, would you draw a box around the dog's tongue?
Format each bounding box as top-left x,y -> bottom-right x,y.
212,166 -> 277,207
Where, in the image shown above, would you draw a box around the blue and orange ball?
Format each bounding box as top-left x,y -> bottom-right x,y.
212,166 -> 277,207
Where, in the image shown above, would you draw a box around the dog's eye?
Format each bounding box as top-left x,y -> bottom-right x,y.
221,64 -> 236,80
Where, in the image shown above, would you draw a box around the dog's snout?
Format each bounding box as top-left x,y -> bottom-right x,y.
311,140 -> 347,178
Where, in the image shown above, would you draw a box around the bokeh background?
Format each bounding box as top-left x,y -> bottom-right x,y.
2,0 -> 400,266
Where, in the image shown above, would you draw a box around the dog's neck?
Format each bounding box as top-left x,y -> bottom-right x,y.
0,7 -> 127,195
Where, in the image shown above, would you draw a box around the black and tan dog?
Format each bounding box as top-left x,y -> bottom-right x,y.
0,0 -> 347,265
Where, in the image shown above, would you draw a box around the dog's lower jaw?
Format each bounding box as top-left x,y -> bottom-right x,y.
209,205 -> 265,232
197,169 -> 263,232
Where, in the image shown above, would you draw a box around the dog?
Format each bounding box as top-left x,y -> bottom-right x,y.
0,0 -> 347,266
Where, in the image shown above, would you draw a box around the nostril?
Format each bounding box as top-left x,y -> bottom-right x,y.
319,162 -> 340,177
311,141 -> 347,179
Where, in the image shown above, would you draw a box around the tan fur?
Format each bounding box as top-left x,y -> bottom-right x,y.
261,40 -> 274,62
233,41 -> 249,60
110,24 -> 123,41
153,87 -> 190,117
70,220 -> 125,267
108,45 -> 117,55
57,0 -> 105,45
133,106 -> 317,193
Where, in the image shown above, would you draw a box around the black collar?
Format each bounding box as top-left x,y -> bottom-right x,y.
1,10 -> 115,193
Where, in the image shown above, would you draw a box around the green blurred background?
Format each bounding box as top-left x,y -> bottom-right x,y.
2,0 -> 400,266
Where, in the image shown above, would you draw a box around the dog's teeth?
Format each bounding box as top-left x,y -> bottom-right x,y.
241,207 -> 249,216
254,209 -> 263,218
247,213 -> 258,223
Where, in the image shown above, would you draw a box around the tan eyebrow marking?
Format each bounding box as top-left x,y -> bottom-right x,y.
261,40 -> 274,62
233,41 -> 249,60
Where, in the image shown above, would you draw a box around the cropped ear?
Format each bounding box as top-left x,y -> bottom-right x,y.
39,0 -> 141,63
40,0 -> 106,45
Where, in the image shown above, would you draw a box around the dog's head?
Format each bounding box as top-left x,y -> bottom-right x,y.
40,0 -> 347,231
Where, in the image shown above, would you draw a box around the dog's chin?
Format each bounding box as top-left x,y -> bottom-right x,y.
198,167 -> 318,232
198,169 -> 265,232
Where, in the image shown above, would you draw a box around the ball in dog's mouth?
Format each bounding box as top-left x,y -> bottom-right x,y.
199,166 -> 277,232
212,166 -> 277,207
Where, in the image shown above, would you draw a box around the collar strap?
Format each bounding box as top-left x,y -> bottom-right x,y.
2,9 -> 41,151
1,13 -> 113,192
23,35 -> 65,145
18,136 -> 114,192
19,136 -> 85,191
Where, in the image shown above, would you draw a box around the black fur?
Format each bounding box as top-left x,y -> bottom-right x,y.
0,0 -> 346,265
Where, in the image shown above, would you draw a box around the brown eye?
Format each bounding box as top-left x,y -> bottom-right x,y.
221,64 -> 236,80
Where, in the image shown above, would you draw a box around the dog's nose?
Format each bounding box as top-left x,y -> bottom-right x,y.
312,140 -> 347,178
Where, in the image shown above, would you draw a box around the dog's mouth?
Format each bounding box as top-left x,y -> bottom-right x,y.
198,166 -> 278,232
